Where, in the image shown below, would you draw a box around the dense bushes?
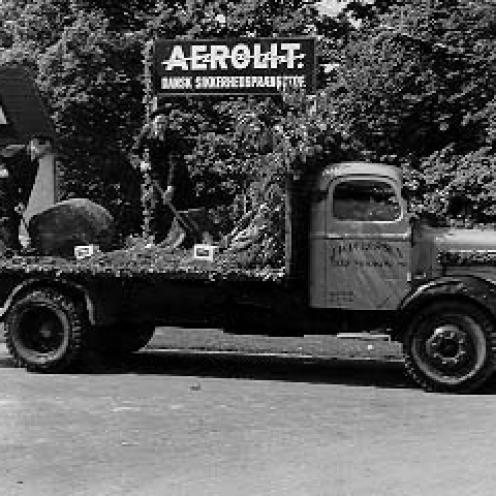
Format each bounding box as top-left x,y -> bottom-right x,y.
1,0 -> 495,247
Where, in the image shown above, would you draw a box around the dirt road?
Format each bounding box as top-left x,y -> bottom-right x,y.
1,330 -> 496,496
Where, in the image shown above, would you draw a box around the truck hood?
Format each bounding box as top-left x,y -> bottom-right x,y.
411,224 -> 496,280
433,227 -> 496,252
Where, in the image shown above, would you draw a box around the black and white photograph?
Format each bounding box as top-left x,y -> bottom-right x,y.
1,0 -> 496,494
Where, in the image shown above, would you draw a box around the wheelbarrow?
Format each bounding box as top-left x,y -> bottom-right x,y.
152,180 -> 215,249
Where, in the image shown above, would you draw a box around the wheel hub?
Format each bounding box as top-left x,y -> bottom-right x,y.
426,324 -> 469,368
39,323 -> 55,339
18,309 -> 65,354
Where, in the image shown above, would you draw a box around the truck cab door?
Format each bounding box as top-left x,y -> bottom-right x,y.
311,175 -> 410,310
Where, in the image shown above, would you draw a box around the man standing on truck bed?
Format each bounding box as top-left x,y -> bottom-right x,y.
131,112 -> 195,243
0,134 -> 51,253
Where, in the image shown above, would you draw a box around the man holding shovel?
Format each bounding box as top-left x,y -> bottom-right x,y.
131,113 -> 196,243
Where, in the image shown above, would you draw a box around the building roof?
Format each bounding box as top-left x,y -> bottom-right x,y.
0,65 -> 56,147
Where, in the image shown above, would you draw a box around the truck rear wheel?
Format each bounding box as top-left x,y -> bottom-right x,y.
4,289 -> 87,372
403,301 -> 496,393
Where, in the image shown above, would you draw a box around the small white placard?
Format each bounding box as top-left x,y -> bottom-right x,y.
74,244 -> 100,260
193,244 -> 217,262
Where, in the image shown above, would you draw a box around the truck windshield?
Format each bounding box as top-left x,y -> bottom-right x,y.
333,179 -> 401,222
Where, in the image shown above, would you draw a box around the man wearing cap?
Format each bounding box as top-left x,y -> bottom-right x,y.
0,135 -> 52,252
131,113 -> 195,243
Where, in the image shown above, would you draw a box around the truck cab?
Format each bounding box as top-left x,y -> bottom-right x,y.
310,162 -> 410,311
309,161 -> 496,393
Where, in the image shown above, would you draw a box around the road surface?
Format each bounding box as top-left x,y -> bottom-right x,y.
1,328 -> 495,496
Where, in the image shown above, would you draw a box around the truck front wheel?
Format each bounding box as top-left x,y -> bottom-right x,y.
4,289 -> 87,372
403,301 -> 496,393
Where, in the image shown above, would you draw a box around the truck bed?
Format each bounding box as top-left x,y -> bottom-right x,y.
0,247 -> 289,329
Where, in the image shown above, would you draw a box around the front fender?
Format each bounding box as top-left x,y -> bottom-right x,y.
396,276 -> 496,336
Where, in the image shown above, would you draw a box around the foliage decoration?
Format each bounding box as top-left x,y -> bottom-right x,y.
0,246 -> 286,283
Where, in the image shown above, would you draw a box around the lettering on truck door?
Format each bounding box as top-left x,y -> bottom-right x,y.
325,176 -> 410,310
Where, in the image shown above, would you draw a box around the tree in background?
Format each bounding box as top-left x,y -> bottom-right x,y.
36,9 -> 145,237
141,0 -> 337,244
326,0 -> 496,223
1,0 -> 495,254
1,0 -> 347,243
1,1 -> 148,237
0,0 -> 74,68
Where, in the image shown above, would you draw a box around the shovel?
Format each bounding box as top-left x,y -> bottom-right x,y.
152,180 -> 214,247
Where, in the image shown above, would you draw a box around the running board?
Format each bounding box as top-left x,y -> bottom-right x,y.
337,332 -> 391,342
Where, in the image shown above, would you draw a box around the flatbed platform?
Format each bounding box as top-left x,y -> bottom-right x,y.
0,247 -> 286,283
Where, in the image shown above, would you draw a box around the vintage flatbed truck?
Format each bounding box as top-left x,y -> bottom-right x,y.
3,161 -> 496,393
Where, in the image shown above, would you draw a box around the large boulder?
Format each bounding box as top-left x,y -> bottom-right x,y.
28,198 -> 115,257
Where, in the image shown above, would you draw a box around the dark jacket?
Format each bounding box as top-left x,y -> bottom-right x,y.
0,144 -> 38,212
132,124 -> 194,209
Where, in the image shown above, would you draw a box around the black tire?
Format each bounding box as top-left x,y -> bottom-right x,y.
403,300 -> 496,393
92,324 -> 155,356
4,289 -> 87,372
